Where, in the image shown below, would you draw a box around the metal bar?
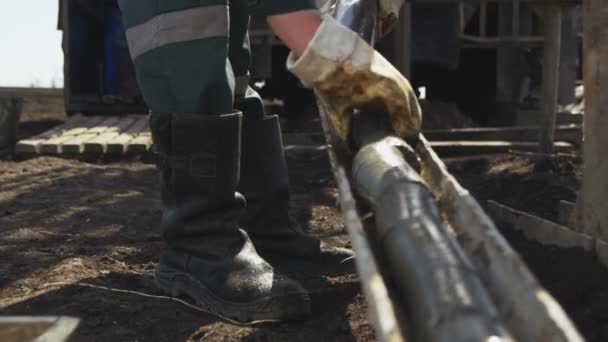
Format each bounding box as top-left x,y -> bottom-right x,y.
512,0 -> 520,37
459,34 -> 544,47
459,2 -> 467,33
423,125 -> 582,144
480,0 -> 488,37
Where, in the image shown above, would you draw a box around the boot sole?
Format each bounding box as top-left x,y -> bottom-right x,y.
154,264 -> 311,324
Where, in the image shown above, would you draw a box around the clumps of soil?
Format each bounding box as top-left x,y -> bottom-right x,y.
500,226 -> 608,342
448,155 -> 580,220
420,100 -> 476,130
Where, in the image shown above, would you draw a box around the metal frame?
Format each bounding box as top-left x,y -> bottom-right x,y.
393,0 -> 580,156
457,0 -> 546,48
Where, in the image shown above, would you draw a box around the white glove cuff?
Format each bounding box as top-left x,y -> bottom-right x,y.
286,15 -> 360,87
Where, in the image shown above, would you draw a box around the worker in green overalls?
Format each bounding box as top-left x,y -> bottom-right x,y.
118,0 -> 420,323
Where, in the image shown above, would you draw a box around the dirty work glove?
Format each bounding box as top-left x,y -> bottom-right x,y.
287,15 -> 421,144
378,0 -> 405,36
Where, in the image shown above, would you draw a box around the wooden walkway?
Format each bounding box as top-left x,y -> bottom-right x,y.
16,115 -> 151,155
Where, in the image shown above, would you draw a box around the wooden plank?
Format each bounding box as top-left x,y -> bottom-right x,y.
486,200 -> 594,251
15,116 -> 87,154
106,116 -> 149,154
424,125 -> 582,144
61,117 -> 122,154
429,140 -> 574,156
39,116 -> 105,154
571,0 -> 608,240
83,116 -> 138,153
126,135 -> 152,154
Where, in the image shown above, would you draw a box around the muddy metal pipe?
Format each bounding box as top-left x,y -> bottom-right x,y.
334,0 -> 378,43
350,111 -> 512,341
331,1 -> 513,339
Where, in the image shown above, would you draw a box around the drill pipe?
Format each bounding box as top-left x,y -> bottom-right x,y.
334,0 -> 378,44
332,2 -> 512,340
352,134 -> 512,341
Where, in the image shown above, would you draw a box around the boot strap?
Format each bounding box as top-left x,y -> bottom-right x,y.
155,151 -> 216,178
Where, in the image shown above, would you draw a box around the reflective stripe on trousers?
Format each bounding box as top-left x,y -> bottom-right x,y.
125,5 -> 229,59
119,0 -> 264,116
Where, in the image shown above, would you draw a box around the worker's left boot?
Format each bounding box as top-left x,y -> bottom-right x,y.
237,105 -> 355,276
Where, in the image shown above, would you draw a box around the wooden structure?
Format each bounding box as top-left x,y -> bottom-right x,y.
571,0 -> 608,240
392,0 -> 581,159
16,115 -> 151,155
0,96 -> 22,153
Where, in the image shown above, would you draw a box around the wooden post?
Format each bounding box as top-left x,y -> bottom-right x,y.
0,96 -> 23,153
571,0 -> 608,240
537,6 -> 562,157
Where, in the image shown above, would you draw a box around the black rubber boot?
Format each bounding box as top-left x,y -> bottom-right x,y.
150,112 -> 310,323
237,109 -> 355,276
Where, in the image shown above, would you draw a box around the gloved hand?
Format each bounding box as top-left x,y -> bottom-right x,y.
377,0 -> 405,36
287,15 -> 421,144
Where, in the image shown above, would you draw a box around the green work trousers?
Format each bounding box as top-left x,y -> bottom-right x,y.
118,0 -> 265,116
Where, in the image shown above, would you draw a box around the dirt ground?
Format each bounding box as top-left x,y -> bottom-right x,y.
3,89 -> 608,341
0,153 -> 372,342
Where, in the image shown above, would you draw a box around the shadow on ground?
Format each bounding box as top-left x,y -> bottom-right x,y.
0,151 -> 369,341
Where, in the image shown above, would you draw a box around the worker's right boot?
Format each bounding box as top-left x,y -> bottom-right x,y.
151,112 -> 310,323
